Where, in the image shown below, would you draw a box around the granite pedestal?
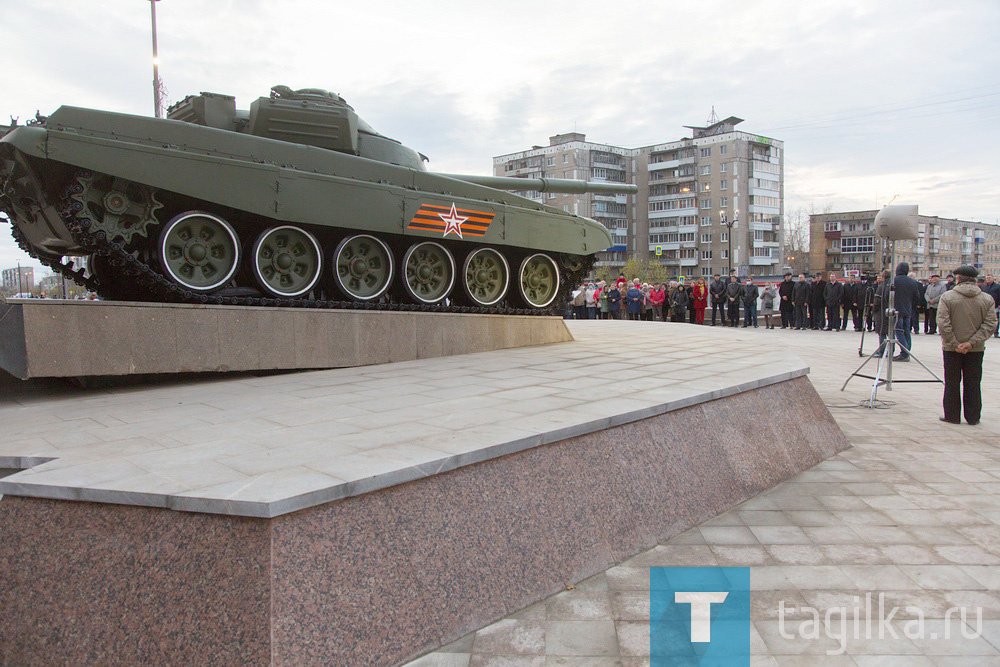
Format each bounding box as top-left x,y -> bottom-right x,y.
0,299 -> 572,379
0,321 -> 850,665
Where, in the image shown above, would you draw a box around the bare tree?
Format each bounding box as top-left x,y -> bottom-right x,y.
781,207 -> 811,275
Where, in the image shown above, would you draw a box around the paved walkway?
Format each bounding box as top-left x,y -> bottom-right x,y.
408,321 -> 1000,666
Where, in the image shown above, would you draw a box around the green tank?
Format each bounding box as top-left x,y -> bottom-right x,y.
0,86 -> 634,313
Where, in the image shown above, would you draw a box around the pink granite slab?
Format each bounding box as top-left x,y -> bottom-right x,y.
0,375 -> 848,666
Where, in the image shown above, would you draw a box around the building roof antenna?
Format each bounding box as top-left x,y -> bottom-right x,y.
706,106 -> 719,125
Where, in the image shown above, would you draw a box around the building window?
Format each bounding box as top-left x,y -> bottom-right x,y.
702,183 -> 711,191
700,216 -> 712,226
700,165 -> 711,175
720,249 -> 729,259
841,236 -> 875,253
700,233 -> 712,243
720,145 -> 728,155
720,197 -> 728,208
701,266 -> 713,276
720,180 -> 728,190
720,162 -> 727,172
721,231 -> 729,242
547,157 -> 554,166
824,221 -> 842,232
749,195 -> 780,207
563,205 -> 570,212
700,148 -> 711,157
562,154 -> 568,164
701,250 -> 712,260
699,199 -> 712,210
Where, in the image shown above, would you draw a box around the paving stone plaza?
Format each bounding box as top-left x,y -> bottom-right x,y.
1,316 -> 998,664
409,320 -> 1000,666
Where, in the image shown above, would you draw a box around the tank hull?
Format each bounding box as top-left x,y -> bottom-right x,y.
1,100 -> 615,313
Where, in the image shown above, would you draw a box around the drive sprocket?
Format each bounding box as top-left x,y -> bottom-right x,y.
70,172 -> 162,245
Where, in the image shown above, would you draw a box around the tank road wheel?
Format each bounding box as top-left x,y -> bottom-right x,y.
403,241 -> 456,304
518,253 -> 560,309
333,234 -> 393,301
158,211 -> 241,292
462,247 -> 509,306
251,225 -> 322,297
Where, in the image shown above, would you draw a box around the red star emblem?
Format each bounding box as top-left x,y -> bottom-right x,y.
438,203 -> 467,238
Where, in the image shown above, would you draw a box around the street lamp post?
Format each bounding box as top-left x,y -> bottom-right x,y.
721,213 -> 738,274
150,0 -> 163,118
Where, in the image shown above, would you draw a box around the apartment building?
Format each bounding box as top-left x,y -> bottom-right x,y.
2,265 -> 34,293
492,117 -> 784,278
809,210 -> 1000,278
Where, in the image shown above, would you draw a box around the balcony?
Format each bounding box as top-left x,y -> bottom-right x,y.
679,258 -> 699,267
749,221 -> 773,232
749,256 -> 775,266
826,248 -> 841,254
648,159 -> 680,171
928,247 -> 940,254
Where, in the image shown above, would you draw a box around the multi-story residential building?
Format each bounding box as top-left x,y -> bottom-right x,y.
2,265 -> 34,293
492,117 -> 784,278
809,210 -> 1000,278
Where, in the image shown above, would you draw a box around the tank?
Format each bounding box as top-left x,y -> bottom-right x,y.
0,86 -> 635,314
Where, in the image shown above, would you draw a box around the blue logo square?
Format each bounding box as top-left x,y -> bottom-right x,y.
650,567 -> 751,666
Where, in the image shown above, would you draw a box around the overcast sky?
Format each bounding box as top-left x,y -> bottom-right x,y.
3,0 -> 998,274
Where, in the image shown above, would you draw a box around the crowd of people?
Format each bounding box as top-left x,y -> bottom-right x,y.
567,268 -> 1000,343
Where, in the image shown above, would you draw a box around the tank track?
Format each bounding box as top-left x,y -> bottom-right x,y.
10,171 -> 595,316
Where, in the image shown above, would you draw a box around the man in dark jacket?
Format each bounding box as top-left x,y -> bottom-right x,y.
792,273 -> 811,329
811,273 -> 827,330
983,274 -> 1000,337
841,275 -> 861,331
914,276 -> 927,334
709,274 -> 727,326
778,273 -> 795,328
741,278 -> 760,328
891,261 -> 921,361
725,275 -> 742,327
823,272 -> 844,331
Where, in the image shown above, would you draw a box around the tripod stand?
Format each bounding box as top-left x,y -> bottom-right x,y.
841,240 -> 942,408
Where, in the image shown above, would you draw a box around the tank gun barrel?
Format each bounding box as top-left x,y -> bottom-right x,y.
437,174 -> 637,196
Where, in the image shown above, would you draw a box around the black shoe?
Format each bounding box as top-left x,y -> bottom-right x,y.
939,417 -> 961,424
892,355 -> 910,362
968,420 -> 980,426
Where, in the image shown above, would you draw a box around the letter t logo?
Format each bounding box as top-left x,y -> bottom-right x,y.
674,591 -> 729,642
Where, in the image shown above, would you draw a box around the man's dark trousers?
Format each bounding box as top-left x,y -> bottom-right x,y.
842,304 -> 860,330
794,304 -> 808,328
712,304 -> 724,325
826,304 -> 841,330
943,350 -> 984,423
895,315 -> 913,358
925,308 -> 937,333
780,303 -> 793,328
727,301 -> 740,326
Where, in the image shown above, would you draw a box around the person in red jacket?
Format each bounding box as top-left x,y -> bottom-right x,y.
648,283 -> 666,321
691,277 -> 709,324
